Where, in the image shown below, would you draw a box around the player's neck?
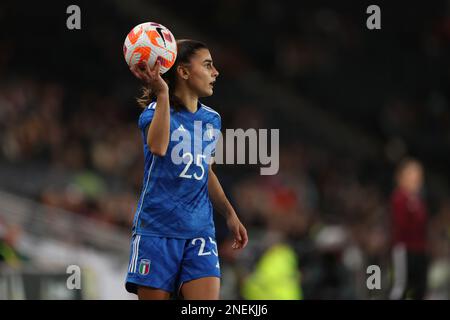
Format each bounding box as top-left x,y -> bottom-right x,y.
173,88 -> 198,113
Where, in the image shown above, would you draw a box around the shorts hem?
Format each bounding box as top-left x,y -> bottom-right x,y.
177,273 -> 221,296
125,277 -> 173,295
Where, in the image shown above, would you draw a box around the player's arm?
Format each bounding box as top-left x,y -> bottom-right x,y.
208,164 -> 248,249
131,61 -> 170,156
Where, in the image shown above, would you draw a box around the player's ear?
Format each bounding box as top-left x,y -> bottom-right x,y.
177,65 -> 190,80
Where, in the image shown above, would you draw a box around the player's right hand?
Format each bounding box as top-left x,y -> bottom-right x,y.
227,214 -> 249,250
130,60 -> 169,96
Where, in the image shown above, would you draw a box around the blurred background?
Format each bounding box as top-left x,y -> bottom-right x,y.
0,0 -> 449,299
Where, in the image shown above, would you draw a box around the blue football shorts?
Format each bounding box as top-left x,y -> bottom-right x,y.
125,234 -> 221,295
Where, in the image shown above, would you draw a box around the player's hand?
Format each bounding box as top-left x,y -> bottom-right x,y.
226,214 -> 248,250
130,60 -> 169,96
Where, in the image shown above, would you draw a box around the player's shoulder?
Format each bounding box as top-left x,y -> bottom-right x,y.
139,101 -> 157,117
138,101 -> 157,129
145,101 -> 157,111
200,103 -> 221,121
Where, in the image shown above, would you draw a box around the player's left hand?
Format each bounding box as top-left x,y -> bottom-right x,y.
226,214 -> 248,250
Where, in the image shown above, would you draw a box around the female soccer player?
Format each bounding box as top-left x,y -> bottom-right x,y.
125,39 -> 248,300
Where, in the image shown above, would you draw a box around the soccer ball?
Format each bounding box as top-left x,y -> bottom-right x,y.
123,22 -> 177,74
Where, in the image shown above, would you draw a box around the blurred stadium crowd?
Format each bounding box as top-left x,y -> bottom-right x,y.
0,0 -> 449,299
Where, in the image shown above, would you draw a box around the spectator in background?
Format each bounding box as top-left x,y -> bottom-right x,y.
0,222 -> 28,269
389,158 -> 429,300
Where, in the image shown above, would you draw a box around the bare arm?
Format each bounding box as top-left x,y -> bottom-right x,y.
130,61 -> 170,156
146,92 -> 170,156
208,165 -> 248,249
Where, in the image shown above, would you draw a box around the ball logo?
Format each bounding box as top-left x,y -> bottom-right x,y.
138,259 -> 151,275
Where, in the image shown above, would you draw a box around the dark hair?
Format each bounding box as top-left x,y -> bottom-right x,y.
137,39 -> 208,110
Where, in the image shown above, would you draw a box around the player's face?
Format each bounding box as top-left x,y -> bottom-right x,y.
399,162 -> 423,193
186,49 -> 219,97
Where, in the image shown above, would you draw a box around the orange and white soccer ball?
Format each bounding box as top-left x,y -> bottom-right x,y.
123,22 -> 177,74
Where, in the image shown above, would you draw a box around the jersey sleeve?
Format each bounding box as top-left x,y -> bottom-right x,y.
138,102 -> 157,136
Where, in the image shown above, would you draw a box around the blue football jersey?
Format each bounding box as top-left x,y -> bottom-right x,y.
132,101 -> 221,239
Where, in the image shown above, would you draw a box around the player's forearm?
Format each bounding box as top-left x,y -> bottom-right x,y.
147,92 -> 170,156
208,168 -> 237,219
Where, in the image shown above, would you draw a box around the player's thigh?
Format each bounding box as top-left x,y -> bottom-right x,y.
180,276 -> 220,300
137,286 -> 171,300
